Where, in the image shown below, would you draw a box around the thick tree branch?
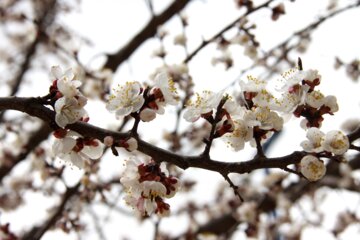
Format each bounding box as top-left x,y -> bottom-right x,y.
0,96 -> 310,176
104,0 -> 191,72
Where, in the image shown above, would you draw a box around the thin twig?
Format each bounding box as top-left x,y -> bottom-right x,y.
183,0 -> 275,63
224,2 -> 360,89
202,97 -> 227,157
22,183 -> 81,240
0,123 -> 52,184
222,173 -> 244,202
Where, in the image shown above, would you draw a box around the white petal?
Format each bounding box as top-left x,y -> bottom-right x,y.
61,138 -> 77,153
51,66 -> 63,79
54,97 -> 67,113
82,142 -> 103,159
144,199 -> 156,215
67,131 -> 83,138
64,68 -> 75,80
116,106 -> 133,116
155,72 -> 168,86
132,96 -> 145,112
70,152 -> 84,168
106,98 -> 122,111
139,108 -> 156,122
52,140 -> 63,155
55,113 -> 69,128
183,108 -> 200,122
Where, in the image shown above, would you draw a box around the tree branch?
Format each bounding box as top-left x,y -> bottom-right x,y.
183,0 -> 275,63
103,0 -> 191,72
0,122 -> 52,184
0,0 -> 57,122
0,96 -> 311,176
21,182 -> 81,240
222,1 -> 360,89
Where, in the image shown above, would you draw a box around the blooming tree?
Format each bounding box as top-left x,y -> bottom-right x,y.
1,0 -> 360,239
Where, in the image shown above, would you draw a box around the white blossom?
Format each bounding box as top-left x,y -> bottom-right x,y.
54,95 -> 87,128
106,82 -> 145,117
324,95 -> 339,113
240,75 -> 267,93
300,119 -> 310,129
120,159 -> 141,188
139,108 -> 157,122
103,136 -> 114,146
152,64 -> 189,82
153,72 -> 179,105
51,66 -> 81,98
235,201 -> 257,224
244,107 -> 283,131
275,87 -> 308,113
211,50 -> 233,68
323,130 -> 349,155
279,68 -> 306,90
52,131 -> 103,168
134,196 -> 157,216
152,46 -> 166,58
120,158 -> 179,216
165,180 -> 180,198
252,89 -> 277,108
141,181 -> 167,198
279,223 -> 303,239
174,34 -> 187,46
301,127 -> 325,153
125,137 -> 138,152
244,45 -> 258,59
300,155 -> 326,181
183,91 -> 223,122
303,69 -> 321,83
230,33 -> 250,45
224,119 -> 253,151
305,90 -> 325,108
223,97 -> 244,118
279,68 -> 320,91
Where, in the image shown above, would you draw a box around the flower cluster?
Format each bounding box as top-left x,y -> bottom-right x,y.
299,128 -> 349,181
301,127 -> 349,155
106,73 -> 179,122
120,158 -> 179,216
211,19 -> 260,68
181,67 -> 347,158
279,68 -> 338,128
52,129 -> 103,169
183,75 -> 285,151
152,64 -> 189,84
50,66 -> 88,128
